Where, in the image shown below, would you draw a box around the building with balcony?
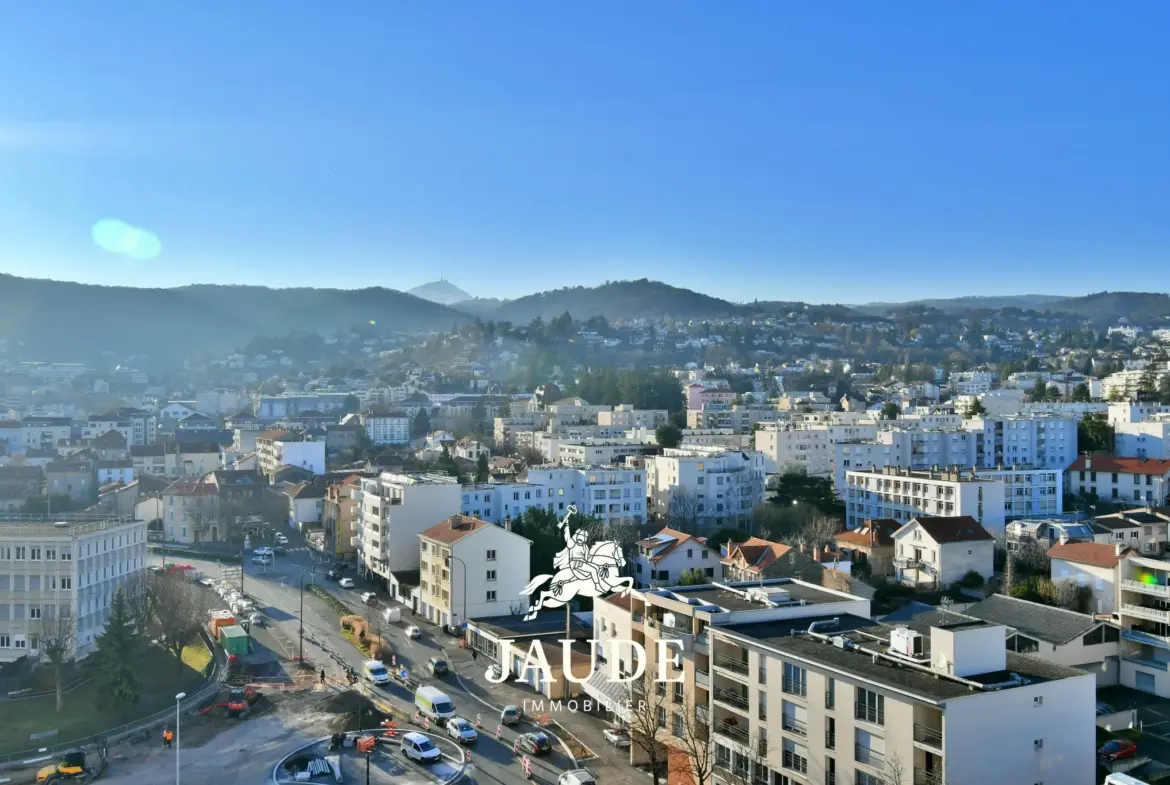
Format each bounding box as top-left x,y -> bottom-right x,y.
1116,554 -> 1170,696
892,516 -> 995,589
0,512 -> 148,664
843,467 -> 1006,534
354,473 -> 462,593
1093,508 -> 1170,557
417,514 -> 531,627
962,413 -> 1078,471
524,466 -> 647,526
646,448 -> 766,529
1049,541 -> 1132,616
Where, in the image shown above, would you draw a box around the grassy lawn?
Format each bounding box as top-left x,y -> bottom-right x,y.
0,643 -> 208,753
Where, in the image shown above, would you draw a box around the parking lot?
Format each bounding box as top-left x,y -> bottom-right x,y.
1097,686 -> 1170,766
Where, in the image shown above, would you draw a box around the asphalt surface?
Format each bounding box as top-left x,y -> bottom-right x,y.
159,535 -> 583,784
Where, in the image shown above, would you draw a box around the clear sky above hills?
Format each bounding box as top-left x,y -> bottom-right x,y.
1,2 -> 1167,304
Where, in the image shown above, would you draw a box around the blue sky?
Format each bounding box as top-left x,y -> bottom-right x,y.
1,2 -> 1167,304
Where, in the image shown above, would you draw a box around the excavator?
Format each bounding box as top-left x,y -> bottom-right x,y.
193,684 -> 259,719
35,749 -> 106,784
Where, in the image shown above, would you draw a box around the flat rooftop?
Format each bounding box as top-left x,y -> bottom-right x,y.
716,619 -> 1087,702
646,579 -> 853,613
467,611 -> 591,640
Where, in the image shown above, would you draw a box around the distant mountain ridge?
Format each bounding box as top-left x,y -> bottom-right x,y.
489,279 -> 741,322
854,294 -> 1068,314
407,279 -> 473,305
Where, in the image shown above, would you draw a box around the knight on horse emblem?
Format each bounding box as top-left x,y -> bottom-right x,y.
519,505 -> 633,620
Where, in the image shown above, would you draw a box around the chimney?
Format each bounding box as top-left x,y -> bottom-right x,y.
504,516 -> 512,532
1085,456 -> 1092,470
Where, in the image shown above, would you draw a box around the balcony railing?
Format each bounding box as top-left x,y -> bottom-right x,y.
782,678 -> 807,697
913,723 -> 943,749
1123,578 -> 1170,597
825,729 -> 836,749
1123,629 -> 1170,650
855,744 -> 885,767
714,688 -> 749,711
1123,654 -> 1170,671
781,715 -> 807,737
714,654 -> 749,675
1123,603 -> 1170,624
696,669 -> 711,688
782,751 -> 808,775
914,768 -> 944,785
715,722 -> 749,744
855,702 -> 885,725
825,690 -> 835,710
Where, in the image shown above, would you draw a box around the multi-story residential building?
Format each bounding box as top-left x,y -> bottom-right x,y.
892,516 -> 995,588
129,441 -> 221,479
949,370 -> 996,394
586,578 -> 1094,785
646,448 -> 766,529
82,408 -> 157,446
834,519 -> 900,579
1103,369 -> 1170,402
323,475 -> 362,559
1049,541 -> 1129,616
460,482 -> 548,525
256,429 -> 326,479
254,392 -> 350,420
962,413 -> 1078,471
554,439 -> 651,467
686,384 -> 737,411
19,418 -> 72,452
493,412 -> 551,447
1092,508 -> 1170,557
525,466 -> 647,526
0,512 -> 148,664
1065,455 -> 1170,507
597,405 -> 669,430
454,438 -> 490,461
975,466 -> 1063,519
46,458 -> 95,504
757,420 -> 878,477
1116,413 -> 1170,459
1109,402 -> 1170,426
1022,401 -> 1107,420
358,407 -> 411,445
1118,554 -> 1170,695
843,467 -> 1006,533
417,514 -> 531,627
630,527 -> 718,588
833,429 -> 979,492
160,476 -> 220,544
353,473 -> 462,593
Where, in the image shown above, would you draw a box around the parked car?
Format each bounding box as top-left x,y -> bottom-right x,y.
518,732 -> 552,757
272,546 -> 287,555
446,717 -> 478,745
405,625 -> 422,639
338,577 -> 355,589
603,727 -> 630,748
360,592 -> 378,606
275,533 -> 288,544
1099,739 -> 1138,761
251,555 -> 270,565
247,612 -> 265,627
400,732 -> 441,763
253,547 -> 273,556
558,771 -> 599,785
500,705 -> 522,725
427,656 -> 449,676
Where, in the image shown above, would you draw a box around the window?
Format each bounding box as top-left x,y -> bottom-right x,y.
15,547 -> 25,560
486,549 -> 496,561
826,677 -> 836,709
701,550 -> 708,559
782,739 -> 808,774
486,570 -> 497,581
825,716 -> 836,749
672,712 -> 684,738
44,547 -> 56,560
485,590 -> 497,602
421,542 -> 428,552
687,549 -> 693,558
656,706 -> 667,729
29,607 -> 42,620
1033,696 -> 1043,707
855,688 -> 884,725
0,636 -> 8,648
782,663 -> 806,696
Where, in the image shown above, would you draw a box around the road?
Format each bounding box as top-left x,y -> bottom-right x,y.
158,537 -> 582,785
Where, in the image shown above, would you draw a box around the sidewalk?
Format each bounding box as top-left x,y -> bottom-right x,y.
429,627 -> 646,785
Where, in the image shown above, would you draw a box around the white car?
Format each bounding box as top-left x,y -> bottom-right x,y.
251,555 -> 270,565
558,771 -> 599,785
405,625 -> 421,639
275,534 -> 288,543
400,732 -> 441,763
360,592 -> 378,605
338,577 -> 355,589
253,547 -> 273,556
603,727 -> 631,748
446,717 -> 478,744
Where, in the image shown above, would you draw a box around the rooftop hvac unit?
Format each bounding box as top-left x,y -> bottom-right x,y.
889,627 -> 925,659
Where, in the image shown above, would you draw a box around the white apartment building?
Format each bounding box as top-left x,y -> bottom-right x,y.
1116,414 -> 1170,459
833,429 -> 979,493
976,466 -> 1063,519
1117,554 -> 1170,695
256,430 -> 326,478
954,388 -> 1025,417
949,370 -> 996,395
493,412 -> 551,446
1103,369 -> 1170,401
1022,401 -> 1108,420
19,418 -> 72,452
893,516 -> 995,588
1066,455 -> 1170,507
525,466 -> 647,526
354,473 -> 462,587
1049,541 -> 1127,617
843,467 -> 1006,533
631,527 -> 719,588
360,409 -> 411,445
556,439 -> 649,467
0,513 -> 148,664
646,448 -> 766,528
82,408 -> 157,446
417,515 -> 531,627
962,413 -> 1078,471
587,578 -> 1094,785
460,482 -> 549,525
756,420 -> 878,477
1109,402 -> 1170,426
597,406 -> 669,430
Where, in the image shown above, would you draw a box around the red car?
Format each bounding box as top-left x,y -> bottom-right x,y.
1098,739 -> 1138,761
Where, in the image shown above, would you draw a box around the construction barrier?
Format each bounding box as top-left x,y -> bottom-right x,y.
522,755 -> 531,779
475,713 -> 481,728
496,724 -> 502,740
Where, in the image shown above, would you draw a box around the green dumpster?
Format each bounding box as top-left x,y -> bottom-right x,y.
220,624 -> 250,658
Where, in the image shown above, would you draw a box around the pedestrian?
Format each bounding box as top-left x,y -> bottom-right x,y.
320,668 -> 326,684
471,647 -> 478,661
163,727 -> 173,749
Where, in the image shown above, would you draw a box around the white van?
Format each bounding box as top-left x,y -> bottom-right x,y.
414,685 -> 456,723
558,770 -> 599,785
382,606 -> 402,624
363,659 -> 390,685
400,731 -> 441,763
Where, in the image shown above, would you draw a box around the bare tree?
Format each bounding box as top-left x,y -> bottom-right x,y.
671,703 -> 714,785
716,727 -> 772,785
779,514 -> 842,555
882,752 -> 907,785
121,571 -> 153,634
151,574 -> 210,671
37,603 -> 76,712
622,680 -> 672,785
666,489 -> 702,534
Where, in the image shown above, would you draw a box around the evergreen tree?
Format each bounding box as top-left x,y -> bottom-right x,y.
92,589 -> 140,707
410,408 -> 431,440
475,453 -> 489,483
1070,383 -> 1091,402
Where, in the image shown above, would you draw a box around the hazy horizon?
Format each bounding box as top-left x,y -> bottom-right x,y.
1,2 -> 1167,302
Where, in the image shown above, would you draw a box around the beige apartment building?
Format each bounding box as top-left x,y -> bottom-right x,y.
589,578 -> 1095,785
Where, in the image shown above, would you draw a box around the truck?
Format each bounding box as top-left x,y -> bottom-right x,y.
382,606 -> 402,624
414,685 -> 456,724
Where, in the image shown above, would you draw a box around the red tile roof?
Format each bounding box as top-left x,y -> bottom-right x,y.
1067,455 -> 1170,476
636,527 -> 710,563
835,519 -> 899,548
1048,540 -> 1131,569
420,515 -> 494,545
720,536 -> 792,574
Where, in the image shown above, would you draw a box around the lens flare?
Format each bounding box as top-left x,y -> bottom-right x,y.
369,320 -> 377,326
92,218 -> 162,260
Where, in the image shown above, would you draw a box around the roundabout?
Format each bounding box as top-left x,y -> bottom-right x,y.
271,728 -> 468,785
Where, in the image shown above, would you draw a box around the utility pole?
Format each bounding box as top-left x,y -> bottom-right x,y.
298,565 -> 314,664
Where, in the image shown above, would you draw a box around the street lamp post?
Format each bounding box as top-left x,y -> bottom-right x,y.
445,554 -> 467,632
299,565 -> 315,664
174,691 -> 186,784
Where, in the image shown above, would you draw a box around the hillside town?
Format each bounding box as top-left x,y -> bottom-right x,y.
4,299 -> 1170,784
